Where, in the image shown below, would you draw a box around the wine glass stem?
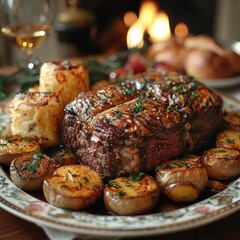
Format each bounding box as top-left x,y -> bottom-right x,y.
23,50 -> 33,70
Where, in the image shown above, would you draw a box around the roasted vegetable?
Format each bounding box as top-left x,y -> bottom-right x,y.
43,165 -> 103,210
165,182 -> 199,202
155,155 -> 208,202
223,111 -> 240,131
9,92 -> 64,148
10,152 -> 54,191
45,145 -> 78,169
201,147 -> 240,179
216,130 -> 240,150
104,173 -> 160,216
0,135 -> 40,166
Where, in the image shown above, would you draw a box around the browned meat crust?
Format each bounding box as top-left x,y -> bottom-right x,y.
61,70 -> 223,179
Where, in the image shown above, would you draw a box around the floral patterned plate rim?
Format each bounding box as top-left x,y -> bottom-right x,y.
0,94 -> 240,238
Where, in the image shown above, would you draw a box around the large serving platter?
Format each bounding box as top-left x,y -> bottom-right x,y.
198,75 -> 240,89
0,93 -> 240,239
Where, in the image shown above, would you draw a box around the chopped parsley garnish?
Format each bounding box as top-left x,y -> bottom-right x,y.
19,165 -> 27,171
191,91 -> 198,97
83,176 -> 89,183
113,110 -> 122,119
107,93 -> 114,98
104,118 -> 110,124
188,82 -> 197,90
225,138 -> 235,144
156,160 -> 194,170
180,162 -> 191,169
131,99 -> 145,116
167,106 -> 176,113
115,191 -> 125,197
78,92 -> 85,98
29,158 -> 41,174
173,84 -> 187,93
108,181 -> 120,188
209,149 -> 227,153
33,151 -> 44,160
201,102 -> 206,108
23,152 -> 44,174
129,172 -> 145,181
91,183 -> 100,190
218,149 -> 227,153
121,87 -> 135,96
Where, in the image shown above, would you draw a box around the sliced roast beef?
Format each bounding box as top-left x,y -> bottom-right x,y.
61,70 -> 223,179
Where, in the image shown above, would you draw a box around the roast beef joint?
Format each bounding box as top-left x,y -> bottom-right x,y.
61,70 -> 223,179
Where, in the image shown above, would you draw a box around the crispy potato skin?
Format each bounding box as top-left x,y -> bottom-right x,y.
45,146 -> 78,169
165,182 -> 199,202
223,111 -> 240,131
39,61 -> 89,106
104,175 -> 160,216
0,136 -> 40,166
216,130 -> 240,150
43,165 -> 103,210
9,92 -> 64,148
155,158 -> 208,194
201,148 -> 240,179
10,152 -> 54,191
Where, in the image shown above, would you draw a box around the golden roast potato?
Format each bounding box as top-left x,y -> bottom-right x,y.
43,165 -> 103,210
104,173 -> 160,216
201,147 -> 240,179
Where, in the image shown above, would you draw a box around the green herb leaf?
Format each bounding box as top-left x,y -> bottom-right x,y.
115,191 -> 125,197
131,99 -> 145,115
226,138 -> 234,144
83,176 -> 89,183
113,110 -> 122,119
130,172 -> 145,181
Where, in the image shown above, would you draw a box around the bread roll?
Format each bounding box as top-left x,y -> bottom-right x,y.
148,36 -> 187,69
224,50 -> 240,73
184,49 -> 234,79
148,34 -> 240,79
9,92 -> 64,148
148,36 -> 185,57
184,34 -> 226,56
39,61 -> 89,106
155,45 -> 188,70
184,34 -> 240,79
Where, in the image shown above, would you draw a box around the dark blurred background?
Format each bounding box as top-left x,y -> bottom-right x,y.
54,0 -> 217,55
1,0 -> 239,66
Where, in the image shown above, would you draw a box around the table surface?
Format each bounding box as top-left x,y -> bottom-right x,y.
0,66 -> 240,240
0,207 -> 240,240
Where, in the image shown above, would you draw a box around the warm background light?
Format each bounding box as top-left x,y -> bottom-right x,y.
148,11 -> 171,42
138,0 -> 159,29
174,22 -> 189,38
124,11 -> 138,27
126,22 -> 144,49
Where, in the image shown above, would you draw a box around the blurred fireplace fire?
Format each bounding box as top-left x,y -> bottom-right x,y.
126,0 -> 188,49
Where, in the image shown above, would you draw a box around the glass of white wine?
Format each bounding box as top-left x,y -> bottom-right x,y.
0,0 -> 55,70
